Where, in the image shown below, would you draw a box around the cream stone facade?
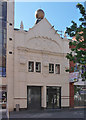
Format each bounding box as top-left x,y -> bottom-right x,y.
1,0 -> 70,111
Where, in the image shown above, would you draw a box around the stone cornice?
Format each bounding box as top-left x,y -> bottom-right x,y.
17,47 -> 67,57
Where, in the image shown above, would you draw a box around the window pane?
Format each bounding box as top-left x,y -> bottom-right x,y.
55,64 -> 60,74
28,61 -> 34,72
49,64 -> 54,73
0,1 -> 7,77
36,62 -> 41,72
0,67 -> 2,76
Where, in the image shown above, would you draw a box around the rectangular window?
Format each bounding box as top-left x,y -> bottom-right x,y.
36,62 -> 41,73
49,64 -> 54,73
55,64 -> 60,74
28,61 -> 34,72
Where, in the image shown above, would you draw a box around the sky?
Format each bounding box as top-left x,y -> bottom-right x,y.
14,1 -> 84,35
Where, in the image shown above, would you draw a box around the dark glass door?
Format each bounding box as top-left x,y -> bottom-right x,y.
27,86 -> 41,110
47,86 -> 61,109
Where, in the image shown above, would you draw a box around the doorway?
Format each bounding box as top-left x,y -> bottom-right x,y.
27,86 -> 41,110
47,86 -> 61,109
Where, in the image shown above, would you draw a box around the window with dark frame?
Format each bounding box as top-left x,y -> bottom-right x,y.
28,61 -> 34,72
49,63 -> 54,73
55,64 -> 60,74
36,62 -> 41,73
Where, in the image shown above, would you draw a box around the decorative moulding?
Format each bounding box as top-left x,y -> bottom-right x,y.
20,21 -> 24,31
17,46 -> 66,56
28,36 -> 61,48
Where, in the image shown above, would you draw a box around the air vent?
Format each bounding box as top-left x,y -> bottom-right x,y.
9,38 -> 12,41
9,23 -> 12,26
9,51 -> 12,54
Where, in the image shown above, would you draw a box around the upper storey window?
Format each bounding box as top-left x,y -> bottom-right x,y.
28,61 -> 34,72
36,62 -> 41,73
55,64 -> 60,74
49,64 -> 54,73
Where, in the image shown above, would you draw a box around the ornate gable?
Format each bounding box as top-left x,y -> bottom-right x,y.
25,18 -> 63,53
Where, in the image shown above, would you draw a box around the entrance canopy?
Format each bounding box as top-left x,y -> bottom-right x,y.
74,78 -> 85,86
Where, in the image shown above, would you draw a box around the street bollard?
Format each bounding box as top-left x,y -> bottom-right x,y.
16,104 -> 20,111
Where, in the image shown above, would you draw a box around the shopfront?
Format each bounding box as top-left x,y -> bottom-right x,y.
27,86 -> 61,110
0,85 -> 7,109
27,86 -> 41,110
74,84 -> 86,107
47,86 -> 61,109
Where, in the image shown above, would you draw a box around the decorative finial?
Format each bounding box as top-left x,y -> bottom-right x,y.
20,21 -> 24,30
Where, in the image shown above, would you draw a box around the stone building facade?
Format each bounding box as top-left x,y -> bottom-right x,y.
1,0 -> 70,111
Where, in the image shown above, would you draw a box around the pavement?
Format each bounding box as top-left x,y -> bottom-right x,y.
0,108 -> 86,120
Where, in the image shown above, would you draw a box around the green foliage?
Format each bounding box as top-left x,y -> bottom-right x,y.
66,3 -> 86,80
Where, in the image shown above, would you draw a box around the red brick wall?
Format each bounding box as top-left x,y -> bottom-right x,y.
69,44 -> 75,107
69,83 -> 74,107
